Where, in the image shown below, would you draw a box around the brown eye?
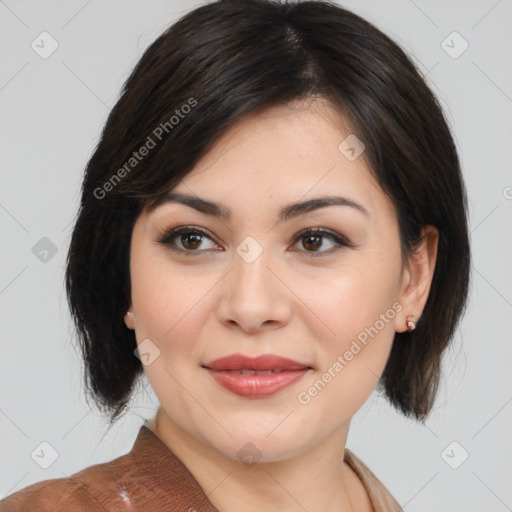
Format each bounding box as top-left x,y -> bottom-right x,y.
157,226 -> 220,255
156,225 -> 349,257
180,232 -> 203,250
302,233 -> 323,251
291,228 -> 349,256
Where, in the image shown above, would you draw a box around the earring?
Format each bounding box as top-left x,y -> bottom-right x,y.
126,311 -> 134,317
406,315 -> 416,331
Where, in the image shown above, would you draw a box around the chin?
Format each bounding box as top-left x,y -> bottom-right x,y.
203,423 -> 312,464
215,440 -> 305,465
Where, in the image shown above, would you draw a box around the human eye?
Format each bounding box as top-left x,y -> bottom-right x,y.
156,225 -> 222,255
290,228 -> 350,257
156,225 -> 350,258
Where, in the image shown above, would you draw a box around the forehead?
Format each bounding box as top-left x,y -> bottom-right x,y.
154,100 -> 394,221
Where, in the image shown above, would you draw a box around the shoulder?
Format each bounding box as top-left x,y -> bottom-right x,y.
1,426 -> 220,512
0,476 -> 105,512
344,448 -> 402,512
0,449 -> 134,512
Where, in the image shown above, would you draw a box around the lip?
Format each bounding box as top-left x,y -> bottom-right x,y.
203,354 -> 310,371
203,354 -> 312,398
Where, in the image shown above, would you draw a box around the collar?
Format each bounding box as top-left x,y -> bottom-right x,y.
120,424 -> 400,511
127,424 -> 219,510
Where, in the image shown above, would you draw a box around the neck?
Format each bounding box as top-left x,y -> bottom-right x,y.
146,409 -> 365,512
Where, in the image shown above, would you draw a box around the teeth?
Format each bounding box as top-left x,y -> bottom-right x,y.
230,369 -> 284,375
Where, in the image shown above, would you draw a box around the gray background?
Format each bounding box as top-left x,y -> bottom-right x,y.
1,0 -> 511,510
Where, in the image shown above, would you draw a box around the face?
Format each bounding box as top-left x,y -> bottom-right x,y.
126,99 -> 413,463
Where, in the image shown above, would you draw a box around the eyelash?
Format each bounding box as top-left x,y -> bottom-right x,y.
156,225 -> 350,258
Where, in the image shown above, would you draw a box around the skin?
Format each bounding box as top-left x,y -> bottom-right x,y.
124,98 -> 438,512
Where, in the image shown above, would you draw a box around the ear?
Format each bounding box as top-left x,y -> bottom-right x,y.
124,305 -> 135,330
395,225 -> 439,333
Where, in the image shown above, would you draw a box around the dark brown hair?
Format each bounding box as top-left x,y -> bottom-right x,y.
65,0 -> 471,426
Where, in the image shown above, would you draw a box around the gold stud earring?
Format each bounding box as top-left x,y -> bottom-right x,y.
406,315 -> 416,331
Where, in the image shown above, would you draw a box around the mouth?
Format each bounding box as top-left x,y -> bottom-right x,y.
218,369 -> 289,375
202,354 -> 312,398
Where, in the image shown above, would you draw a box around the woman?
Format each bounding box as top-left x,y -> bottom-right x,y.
0,0 -> 470,510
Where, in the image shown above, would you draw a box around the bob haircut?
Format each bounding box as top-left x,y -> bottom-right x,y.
65,0 -> 470,426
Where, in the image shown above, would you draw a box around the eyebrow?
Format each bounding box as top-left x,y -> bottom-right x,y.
150,192 -> 369,222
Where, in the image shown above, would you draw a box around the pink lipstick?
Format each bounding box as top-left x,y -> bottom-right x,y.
203,354 -> 311,398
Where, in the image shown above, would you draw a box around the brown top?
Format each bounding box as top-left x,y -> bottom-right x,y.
0,424 -> 402,511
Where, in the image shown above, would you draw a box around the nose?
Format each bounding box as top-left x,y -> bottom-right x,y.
215,242 -> 292,334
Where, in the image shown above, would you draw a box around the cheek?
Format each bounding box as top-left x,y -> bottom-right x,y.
300,253 -> 400,403
130,253 -> 208,340
306,254 -> 400,344
129,256 -> 221,392
129,260 -> 211,415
